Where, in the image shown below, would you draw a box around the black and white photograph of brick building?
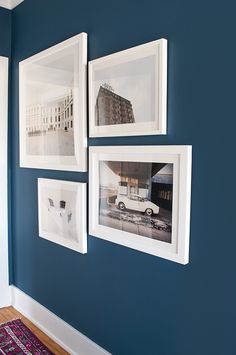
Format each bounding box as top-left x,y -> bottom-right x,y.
93,55 -> 156,127
89,39 -> 167,137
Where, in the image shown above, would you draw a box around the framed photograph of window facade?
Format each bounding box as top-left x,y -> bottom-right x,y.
89,146 -> 192,264
89,38 -> 167,137
38,179 -> 87,254
20,33 -> 87,171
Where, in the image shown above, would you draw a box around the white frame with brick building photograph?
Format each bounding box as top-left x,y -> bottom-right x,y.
89,146 -> 192,264
20,33 -> 87,171
89,39 -> 167,137
38,178 -> 87,254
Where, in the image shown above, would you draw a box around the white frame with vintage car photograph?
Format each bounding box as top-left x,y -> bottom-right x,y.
89,146 -> 192,264
89,38 -> 167,137
38,178 -> 87,254
20,33 -> 87,171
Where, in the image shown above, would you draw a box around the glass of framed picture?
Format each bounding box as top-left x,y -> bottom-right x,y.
89,38 -> 167,137
89,146 -> 192,264
20,33 -> 87,171
38,178 -> 87,254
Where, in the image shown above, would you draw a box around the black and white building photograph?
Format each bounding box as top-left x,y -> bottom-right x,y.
20,33 -> 87,171
89,39 -> 167,137
25,86 -> 74,157
38,179 -> 87,254
94,56 -> 154,127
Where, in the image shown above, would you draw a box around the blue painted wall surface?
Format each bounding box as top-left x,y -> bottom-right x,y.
0,8 -> 11,57
10,0 -> 236,354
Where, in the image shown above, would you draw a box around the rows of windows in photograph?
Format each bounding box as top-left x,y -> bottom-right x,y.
95,85 -> 135,126
26,90 -> 73,135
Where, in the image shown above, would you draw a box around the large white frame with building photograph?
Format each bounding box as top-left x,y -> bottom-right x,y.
20,33 -> 87,171
38,178 -> 87,254
89,146 -> 192,264
89,39 -> 167,137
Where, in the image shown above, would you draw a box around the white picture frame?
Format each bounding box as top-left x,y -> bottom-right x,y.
38,178 -> 87,254
89,38 -> 167,137
20,33 -> 87,171
89,146 -> 192,264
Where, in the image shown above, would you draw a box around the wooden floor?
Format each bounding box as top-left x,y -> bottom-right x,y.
0,306 -> 69,354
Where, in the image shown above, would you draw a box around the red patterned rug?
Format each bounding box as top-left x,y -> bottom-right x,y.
0,319 -> 54,354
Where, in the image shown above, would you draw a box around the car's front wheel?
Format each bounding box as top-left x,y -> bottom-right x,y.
145,208 -> 153,216
118,202 -> 126,210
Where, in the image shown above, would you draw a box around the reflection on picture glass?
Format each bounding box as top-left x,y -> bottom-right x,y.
99,161 -> 173,243
24,45 -> 76,156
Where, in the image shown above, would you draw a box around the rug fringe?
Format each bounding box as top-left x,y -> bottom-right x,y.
0,318 -> 22,327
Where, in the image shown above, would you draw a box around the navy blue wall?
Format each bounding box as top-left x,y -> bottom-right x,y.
10,0 -> 236,354
0,7 -> 11,57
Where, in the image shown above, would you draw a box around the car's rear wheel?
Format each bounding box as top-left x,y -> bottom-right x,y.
118,202 -> 126,210
145,208 -> 153,216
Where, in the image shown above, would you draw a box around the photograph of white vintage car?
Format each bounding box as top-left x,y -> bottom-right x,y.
98,160 -> 173,243
115,194 -> 160,216
90,146 -> 192,263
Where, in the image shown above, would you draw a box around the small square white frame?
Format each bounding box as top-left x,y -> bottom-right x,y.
38,178 -> 87,254
89,38 -> 167,137
20,33 -> 87,172
89,146 -> 192,264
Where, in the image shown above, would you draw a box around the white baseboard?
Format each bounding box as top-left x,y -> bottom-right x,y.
11,286 -> 111,355
0,286 -> 11,308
